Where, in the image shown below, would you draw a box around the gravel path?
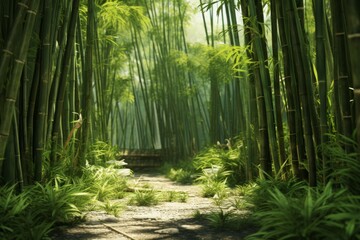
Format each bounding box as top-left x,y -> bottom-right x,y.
51,171 -> 246,239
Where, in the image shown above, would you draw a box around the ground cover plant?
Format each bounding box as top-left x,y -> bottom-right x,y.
0,140 -> 131,239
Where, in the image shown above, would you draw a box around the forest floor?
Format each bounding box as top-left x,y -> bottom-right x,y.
51,170 -> 254,239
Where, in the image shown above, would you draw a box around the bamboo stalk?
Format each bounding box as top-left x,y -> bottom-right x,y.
0,0 -> 40,173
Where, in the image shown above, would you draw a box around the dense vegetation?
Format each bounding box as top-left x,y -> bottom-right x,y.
1,0 -> 360,239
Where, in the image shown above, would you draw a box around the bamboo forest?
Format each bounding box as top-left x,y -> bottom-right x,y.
1,0 -> 360,239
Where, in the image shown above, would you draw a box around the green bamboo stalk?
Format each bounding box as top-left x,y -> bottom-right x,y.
77,0 -> 95,167
248,0 -> 280,174
286,0 -> 317,186
241,0 -> 272,177
343,0 -> 360,149
33,0 -> 53,181
50,0 -> 80,165
271,0 -> 287,176
0,0 -> 29,91
276,0 -> 302,179
330,0 -> 353,150
241,1 -> 259,181
315,0 -> 327,183
46,1 -> 71,141
0,0 -> 40,175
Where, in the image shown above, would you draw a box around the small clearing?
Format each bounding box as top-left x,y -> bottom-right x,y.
52,171 -> 251,239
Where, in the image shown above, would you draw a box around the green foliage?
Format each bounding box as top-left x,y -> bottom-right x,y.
129,189 -> 159,206
80,164 -> 128,201
200,179 -> 228,198
193,139 -> 247,186
167,168 -> 194,184
28,180 -> 91,224
0,185 -> 31,239
98,1 -> 149,31
245,178 -> 307,211
0,181 -> 91,240
1,156 -> 130,240
162,159 -> 196,184
87,140 -> 119,166
322,134 -> 360,195
192,209 -> 205,220
206,208 -> 237,229
99,200 -> 124,217
160,191 -> 188,203
246,182 -> 360,240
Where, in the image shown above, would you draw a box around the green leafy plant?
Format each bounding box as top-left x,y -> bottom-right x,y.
130,189 -> 159,206
246,182 -> 360,240
245,177 -> 307,211
0,185 -> 29,239
192,209 -> 205,220
206,208 -> 237,229
100,200 -> 124,217
167,168 -> 194,184
160,191 -> 188,203
200,179 -> 228,198
0,185 -> 57,240
193,139 -> 247,186
80,165 -> 128,200
323,133 -> 360,195
28,180 -> 91,224
87,140 -> 119,166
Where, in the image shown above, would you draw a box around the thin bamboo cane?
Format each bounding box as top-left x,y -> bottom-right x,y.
77,0 -> 95,167
271,0 -> 287,177
315,0 -> 328,183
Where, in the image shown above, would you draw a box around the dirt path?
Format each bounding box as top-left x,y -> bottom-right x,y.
52,171 -> 246,239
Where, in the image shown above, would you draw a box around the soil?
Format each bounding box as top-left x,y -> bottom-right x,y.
51,170 -> 254,240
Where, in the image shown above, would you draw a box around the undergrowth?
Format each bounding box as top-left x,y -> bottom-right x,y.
0,141 -> 130,240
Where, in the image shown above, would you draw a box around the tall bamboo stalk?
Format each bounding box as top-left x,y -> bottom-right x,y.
315,0 -> 327,183
343,0 -> 360,149
284,0 -> 317,186
330,0 -> 353,150
33,0 -> 53,181
76,0 -> 95,168
50,0 -> 80,165
0,0 -> 40,176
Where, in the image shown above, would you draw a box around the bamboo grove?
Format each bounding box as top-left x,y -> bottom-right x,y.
0,0 -> 360,187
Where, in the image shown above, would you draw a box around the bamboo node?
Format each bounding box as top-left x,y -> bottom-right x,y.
5,98 -> 16,103
335,32 -> 345,36
2,49 -> 13,55
15,59 -> 25,64
27,10 -> 37,15
348,33 -> 360,39
18,2 -> 29,8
